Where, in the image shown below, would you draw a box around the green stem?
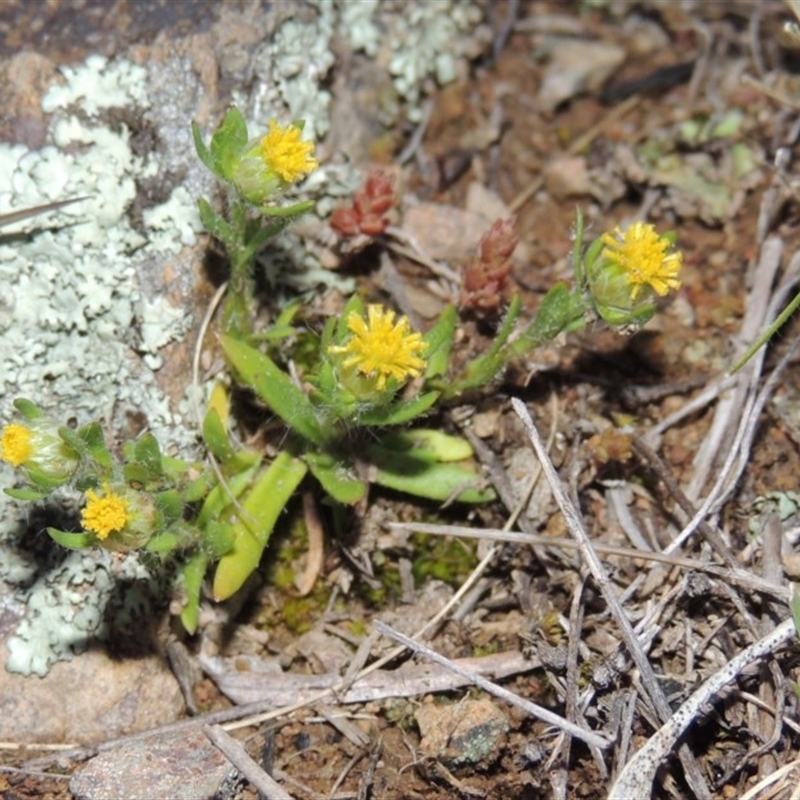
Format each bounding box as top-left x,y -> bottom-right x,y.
220,201 -> 255,339
730,289 -> 800,374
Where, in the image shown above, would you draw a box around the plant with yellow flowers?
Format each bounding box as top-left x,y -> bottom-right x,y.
1,105 -> 685,634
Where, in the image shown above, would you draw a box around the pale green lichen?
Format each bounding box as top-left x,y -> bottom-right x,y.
42,54 -> 150,116
4,551 -> 161,678
249,4 -> 336,141
0,56 -> 199,676
385,0 -> 484,120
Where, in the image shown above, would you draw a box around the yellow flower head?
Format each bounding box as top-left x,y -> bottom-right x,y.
1,419 -> 79,489
81,485 -> 129,540
259,120 -> 318,184
601,222 -> 682,300
329,305 -> 428,391
1,423 -> 33,467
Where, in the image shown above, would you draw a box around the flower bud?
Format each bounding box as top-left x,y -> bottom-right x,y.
1,421 -> 79,491
587,258 -> 658,329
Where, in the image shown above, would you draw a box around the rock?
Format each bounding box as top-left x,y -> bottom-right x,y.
543,156 -> 593,201
538,39 -> 625,111
70,727 -> 234,800
0,645 -> 184,744
415,698 -> 509,769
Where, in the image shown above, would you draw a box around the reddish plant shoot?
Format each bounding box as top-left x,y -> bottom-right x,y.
330,170 -> 397,237
459,218 -> 518,315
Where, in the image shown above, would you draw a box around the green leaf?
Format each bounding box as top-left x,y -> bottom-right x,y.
367,442 -> 496,504
378,429 -> 475,462
510,282 -> 583,355
201,520 -> 236,558
358,391 -> 440,426
210,107 -> 249,181
196,463 -> 260,528
12,398 -> 44,421
260,198 -> 315,218
243,215 -> 294,258
5,486 -> 48,501
154,489 -> 184,524
220,334 -> 326,446
212,451 -> 308,600
179,552 -> 208,634
198,198 -> 234,243
47,529 -> 95,550
423,305 -> 457,380
145,530 -> 182,553
76,422 -> 113,468
305,451 -> 366,505
122,463 -> 150,486
202,408 -> 236,464
191,120 -> 216,173
446,294 -> 522,397
183,471 -> 214,503
133,433 -> 163,477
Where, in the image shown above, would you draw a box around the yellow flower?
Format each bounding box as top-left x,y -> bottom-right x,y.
259,120 -> 318,184
1,423 -> 33,467
81,484 -> 129,540
1,419 -> 79,489
329,305 -> 428,391
601,222 -> 682,299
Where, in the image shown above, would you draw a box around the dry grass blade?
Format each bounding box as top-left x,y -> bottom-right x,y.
511,398 -> 712,799
685,235 -> 783,501
388,521 -> 790,603
373,620 -> 611,750
204,724 -> 293,800
0,196 -> 89,228
608,618 -> 797,799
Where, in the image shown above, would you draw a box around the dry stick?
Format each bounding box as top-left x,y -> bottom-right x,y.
631,436 -> 738,570
0,196 -> 89,228
295,490 -> 325,596
608,617 -> 797,799
685,236 -> 783,501
642,375 -> 736,446
663,311 -> 800,561
204,725 -> 293,800
373,621 -> 610,750
389,522 -> 790,603
740,757 -> 800,800
511,398 -> 711,800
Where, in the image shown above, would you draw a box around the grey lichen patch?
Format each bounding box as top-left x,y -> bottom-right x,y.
338,0 -> 487,122
5,550 -> 162,678
0,55 -> 201,675
249,3 -> 336,141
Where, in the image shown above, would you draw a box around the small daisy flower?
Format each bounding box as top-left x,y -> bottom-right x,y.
329,305 -> 428,392
81,484 -> 129,540
259,120 -> 318,184
232,120 -> 318,205
1,420 -> 79,489
601,221 -> 682,300
1,423 -> 33,467
81,483 -> 157,551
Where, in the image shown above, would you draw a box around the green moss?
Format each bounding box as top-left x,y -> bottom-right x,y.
410,532 -> 477,587
472,642 -> 500,658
